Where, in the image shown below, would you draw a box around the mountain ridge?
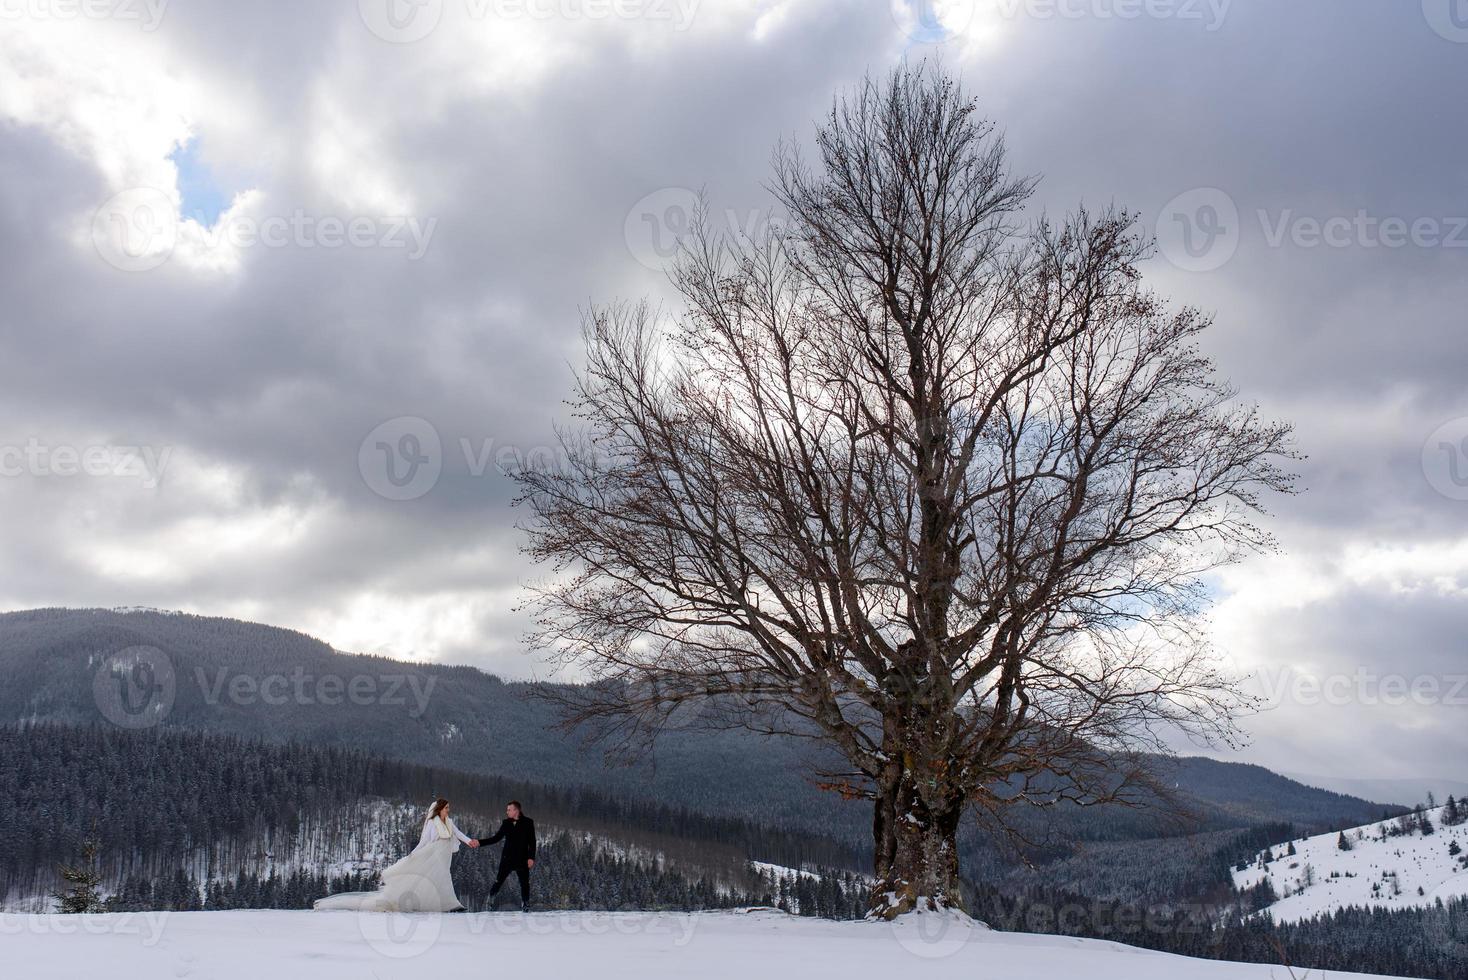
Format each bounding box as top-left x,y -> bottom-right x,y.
0,606 -> 1399,849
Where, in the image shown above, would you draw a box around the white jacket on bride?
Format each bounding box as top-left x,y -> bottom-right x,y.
314,808 -> 475,913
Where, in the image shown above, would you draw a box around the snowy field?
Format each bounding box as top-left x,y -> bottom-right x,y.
0,908 -> 1421,980
1233,804 -> 1468,924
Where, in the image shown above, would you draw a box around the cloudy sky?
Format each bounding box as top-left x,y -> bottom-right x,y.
1,0 -> 1464,784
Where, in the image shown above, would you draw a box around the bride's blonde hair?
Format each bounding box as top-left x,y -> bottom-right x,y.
430,797 -> 450,821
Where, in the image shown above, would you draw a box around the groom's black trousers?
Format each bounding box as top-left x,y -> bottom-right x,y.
479,816 -> 535,905
491,863 -> 530,903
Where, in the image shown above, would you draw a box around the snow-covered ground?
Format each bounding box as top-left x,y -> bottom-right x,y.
0,908 -> 1421,979
1233,804 -> 1468,924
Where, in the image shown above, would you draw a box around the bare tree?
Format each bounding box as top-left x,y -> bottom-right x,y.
514,65 -> 1298,918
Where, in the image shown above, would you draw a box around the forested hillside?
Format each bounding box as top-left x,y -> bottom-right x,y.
0,723 -> 869,915
7,722 -> 1461,977
0,607 -> 860,840
0,608 -> 1395,852
0,604 -> 1412,920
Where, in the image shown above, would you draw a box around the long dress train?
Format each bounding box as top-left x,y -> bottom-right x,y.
314,813 -> 473,912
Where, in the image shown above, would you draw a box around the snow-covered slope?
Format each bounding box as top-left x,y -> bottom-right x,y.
0,909 -> 1422,980
1233,804 -> 1468,923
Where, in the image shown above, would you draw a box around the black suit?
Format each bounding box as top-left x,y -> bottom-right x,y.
477,816 -> 536,905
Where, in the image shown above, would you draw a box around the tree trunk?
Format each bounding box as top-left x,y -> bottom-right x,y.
868,764 -> 964,919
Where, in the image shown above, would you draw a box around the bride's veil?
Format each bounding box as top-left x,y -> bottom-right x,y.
422,800 -> 449,839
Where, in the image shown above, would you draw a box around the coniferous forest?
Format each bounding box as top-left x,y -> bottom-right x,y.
4,721 -> 1464,977
0,723 -> 865,915
2,608 -> 1463,978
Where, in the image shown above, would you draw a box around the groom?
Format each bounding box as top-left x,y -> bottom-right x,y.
472,800 -> 536,911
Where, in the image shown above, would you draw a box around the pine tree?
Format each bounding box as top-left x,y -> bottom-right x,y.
53,838 -> 105,914
1337,831 -> 1352,852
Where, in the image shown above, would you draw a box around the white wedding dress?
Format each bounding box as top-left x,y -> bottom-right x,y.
314,811 -> 474,912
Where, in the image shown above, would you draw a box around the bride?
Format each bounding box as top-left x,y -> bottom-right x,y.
314,798 -> 477,912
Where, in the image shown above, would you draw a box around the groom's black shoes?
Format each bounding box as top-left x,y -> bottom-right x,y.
484,887 -> 529,913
